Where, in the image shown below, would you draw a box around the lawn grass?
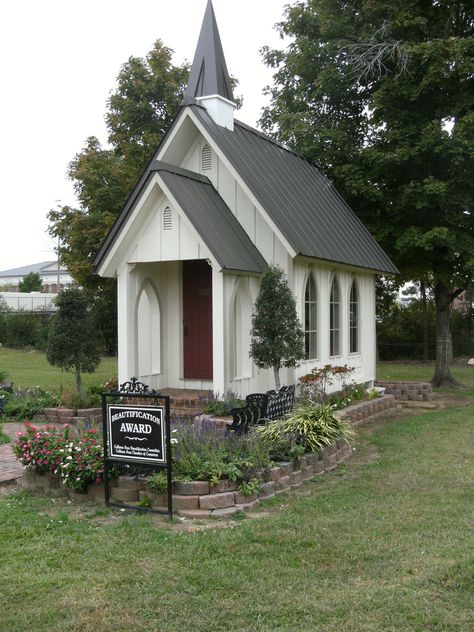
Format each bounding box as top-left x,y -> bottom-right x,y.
377,360 -> 474,396
1,402 -> 473,630
0,347 -> 117,393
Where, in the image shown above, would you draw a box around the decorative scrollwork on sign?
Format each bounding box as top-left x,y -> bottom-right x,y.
118,377 -> 152,394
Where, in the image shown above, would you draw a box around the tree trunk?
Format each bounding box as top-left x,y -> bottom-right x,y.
420,278 -> 429,363
74,366 -> 83,398
273,366 -> 281,391
432,282 -> 458,387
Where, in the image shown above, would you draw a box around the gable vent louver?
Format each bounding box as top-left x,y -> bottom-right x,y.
163,206 -> 173,231
201,144 -> 212,171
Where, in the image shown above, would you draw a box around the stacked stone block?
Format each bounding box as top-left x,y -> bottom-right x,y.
17,440 -> 353,517
375,381 -> 433,402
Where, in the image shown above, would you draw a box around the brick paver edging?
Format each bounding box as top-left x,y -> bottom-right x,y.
17,438 -> 352,518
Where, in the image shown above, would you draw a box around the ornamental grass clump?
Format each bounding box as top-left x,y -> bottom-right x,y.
14,422 -> 104,491
257,401 -> 354,457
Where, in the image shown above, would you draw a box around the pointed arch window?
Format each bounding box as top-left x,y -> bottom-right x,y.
201,144 -> 212,171
136,281 -> 161,376
330,277 -> 340,356
304,274 -> 317,359
350,280 -> 360,353
232,281 -> 252,378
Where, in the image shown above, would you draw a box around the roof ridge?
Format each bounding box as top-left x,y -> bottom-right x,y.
152,160 -> 211,185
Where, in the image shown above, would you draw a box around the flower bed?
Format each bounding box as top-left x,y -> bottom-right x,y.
13,423 -> 103,491
14,396 -> 396,517
18,439 -> 353,517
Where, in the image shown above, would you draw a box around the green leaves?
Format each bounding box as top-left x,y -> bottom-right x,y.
46,288 -> 100,393
18,272 -> 42,293
257,401 -> 354,454
48,41 -> 189,353
249,266 -> 305,377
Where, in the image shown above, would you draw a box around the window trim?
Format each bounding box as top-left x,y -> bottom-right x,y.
304,272 -> 318,360
329,275 -> 341,357
349,278 -> 360,354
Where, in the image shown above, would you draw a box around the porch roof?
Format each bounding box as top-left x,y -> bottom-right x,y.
156,162 -> 267,273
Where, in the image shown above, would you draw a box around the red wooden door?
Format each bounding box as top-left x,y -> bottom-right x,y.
183,260 -> 213,379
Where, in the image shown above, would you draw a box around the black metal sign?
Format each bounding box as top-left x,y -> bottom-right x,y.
102,378 -> 172,518
107,405 -> 165,464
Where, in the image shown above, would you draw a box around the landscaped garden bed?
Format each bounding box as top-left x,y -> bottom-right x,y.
12,390 -> 399,516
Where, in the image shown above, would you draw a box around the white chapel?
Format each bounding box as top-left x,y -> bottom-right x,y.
95,0 -> 397,397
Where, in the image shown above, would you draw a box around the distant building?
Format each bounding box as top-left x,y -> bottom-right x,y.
0,261 -> 72,293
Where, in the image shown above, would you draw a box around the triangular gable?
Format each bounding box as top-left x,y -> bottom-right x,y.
95,160 -> 266,277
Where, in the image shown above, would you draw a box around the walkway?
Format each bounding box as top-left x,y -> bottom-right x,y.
0,422 -> 25,485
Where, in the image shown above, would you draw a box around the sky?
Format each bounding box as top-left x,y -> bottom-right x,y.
0,0 -> 290,272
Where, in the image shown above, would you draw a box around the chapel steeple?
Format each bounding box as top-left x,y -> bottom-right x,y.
184,0 -> 235,130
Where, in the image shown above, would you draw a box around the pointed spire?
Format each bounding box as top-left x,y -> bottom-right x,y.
185,0 -> 234,102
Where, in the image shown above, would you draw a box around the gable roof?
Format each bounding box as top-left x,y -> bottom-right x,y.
95,104 -> 398,276
0,261 -> 61,277
184,0 -> 234,102
95,160 -> 266,274
190,105 -> 398,275
157,163 -> 266,273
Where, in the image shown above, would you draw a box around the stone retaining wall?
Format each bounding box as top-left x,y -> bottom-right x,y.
17,439 -> 353,518
374,381 -> 433,402
335,394 -> 398,425
32,407 -> 102,432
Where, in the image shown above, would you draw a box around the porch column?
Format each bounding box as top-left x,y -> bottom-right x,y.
212,267 -> 226,395
117,263 -> 138,384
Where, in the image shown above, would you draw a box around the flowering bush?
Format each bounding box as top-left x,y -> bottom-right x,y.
299,364 -> 355,402
13,423 -> 104,491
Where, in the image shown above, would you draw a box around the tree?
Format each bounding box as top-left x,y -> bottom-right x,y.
46,288 -> 100,398
19,272 -> 42,293
250,265 -> 304,389
48,41 -> 189,353
261,0 -> 474,386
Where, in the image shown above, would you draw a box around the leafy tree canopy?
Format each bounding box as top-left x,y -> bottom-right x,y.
49,40 -> 189,288
250,265 -> 304,389
18,272 -> 43,293
261,0 -> 474,385
48,41 -> 189,352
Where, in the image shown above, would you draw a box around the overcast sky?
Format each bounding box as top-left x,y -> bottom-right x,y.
0,0 -> 290,272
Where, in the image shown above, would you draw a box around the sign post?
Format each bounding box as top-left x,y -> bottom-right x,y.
102,378 -> 172,518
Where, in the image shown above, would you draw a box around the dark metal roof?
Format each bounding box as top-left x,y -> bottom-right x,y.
191,105 -> 399,274
95,158 -> 266,274
156,163 -> 266,273
184,0 -> 234,102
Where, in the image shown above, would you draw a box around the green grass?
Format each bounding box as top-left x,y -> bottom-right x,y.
0,347 -> 116,393
1,402 -> 473,630
0,424 -> 10,444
